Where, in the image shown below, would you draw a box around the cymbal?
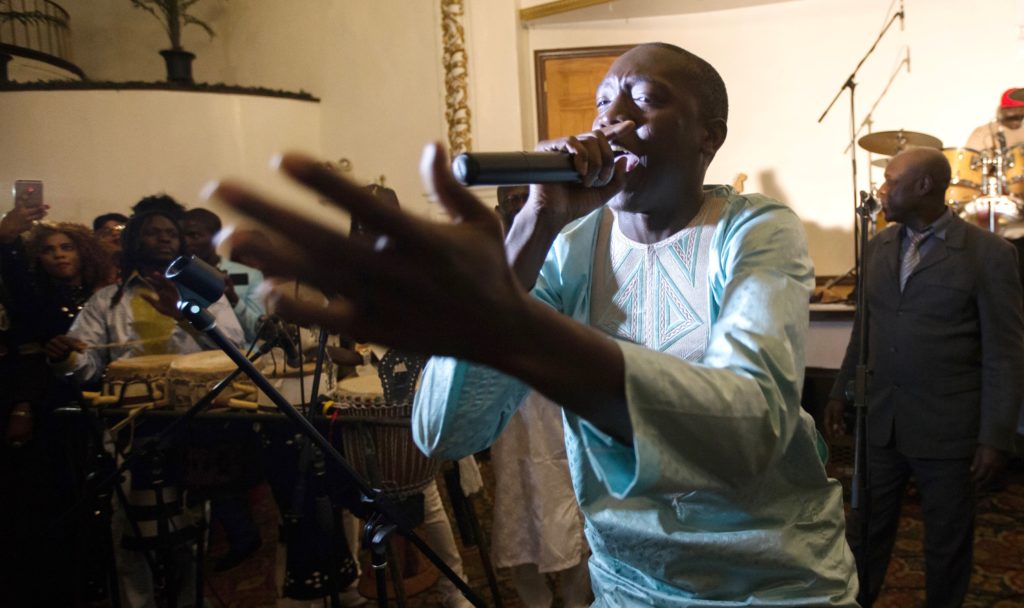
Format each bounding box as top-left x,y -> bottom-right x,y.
858,130 -> 943,156
871,157 -> 890,168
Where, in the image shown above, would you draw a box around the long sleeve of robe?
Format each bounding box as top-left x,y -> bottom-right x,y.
413,188 -> 858,606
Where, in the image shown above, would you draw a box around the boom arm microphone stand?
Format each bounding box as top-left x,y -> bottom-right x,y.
819,6 -> 904,277
53,322 -> 280,607
166,255 -> 484,608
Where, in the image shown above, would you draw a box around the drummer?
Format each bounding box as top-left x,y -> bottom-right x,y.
43,205 -> 245,607
966,88 -> 1024,152
45,205 -> 244,383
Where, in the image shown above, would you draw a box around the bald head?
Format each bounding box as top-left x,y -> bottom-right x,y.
881,148 -> 952,228
894,148 -> 951,196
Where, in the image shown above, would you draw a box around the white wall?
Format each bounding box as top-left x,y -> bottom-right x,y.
5,0 -> 1022,274
0,90 -> 321,227
3,0 -> 448,227
509,0 -> 1024,274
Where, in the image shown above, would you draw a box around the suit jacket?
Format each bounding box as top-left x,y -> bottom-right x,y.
832,215 -> 1024,458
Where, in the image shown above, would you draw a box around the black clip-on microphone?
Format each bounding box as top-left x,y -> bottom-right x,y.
166,255 -> 484,607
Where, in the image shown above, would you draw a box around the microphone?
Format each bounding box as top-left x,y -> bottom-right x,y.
905,47 -> 911,73
259,315 -> 301,368
452,152 -> 580,186
898,0 -> 904,30
859,190 -> 880,216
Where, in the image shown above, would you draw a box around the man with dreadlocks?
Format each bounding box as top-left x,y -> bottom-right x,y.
44,205 -> 244,607
45,207 -> 244,379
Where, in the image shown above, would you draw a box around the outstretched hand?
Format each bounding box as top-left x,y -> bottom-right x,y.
212,143 -> 530,365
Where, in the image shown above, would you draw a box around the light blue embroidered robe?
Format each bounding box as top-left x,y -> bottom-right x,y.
413,186 -> 858,606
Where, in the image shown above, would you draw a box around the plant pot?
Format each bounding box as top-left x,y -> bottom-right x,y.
160,49 -> 195,84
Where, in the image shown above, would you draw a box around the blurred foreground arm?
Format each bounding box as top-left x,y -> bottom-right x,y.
214,143 -> 631,442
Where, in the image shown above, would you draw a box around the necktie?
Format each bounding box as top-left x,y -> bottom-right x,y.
900,229 -> 931,291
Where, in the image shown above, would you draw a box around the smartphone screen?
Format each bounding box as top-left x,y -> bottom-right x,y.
13,180 -> 43,208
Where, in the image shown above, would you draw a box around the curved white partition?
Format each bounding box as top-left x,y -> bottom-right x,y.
0,89 -> 322,225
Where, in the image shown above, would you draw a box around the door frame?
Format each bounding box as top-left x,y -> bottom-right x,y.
533,44 -> 635,141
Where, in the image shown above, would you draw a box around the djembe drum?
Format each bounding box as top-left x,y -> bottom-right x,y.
166,350 -> 249,411
330,373 -> 439,499
329,350 -> 439,599
93,354 -> 181,407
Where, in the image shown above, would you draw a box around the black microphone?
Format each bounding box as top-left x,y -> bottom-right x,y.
259,315 -> 301,368
452,152 -> 580,186
898,0 -> 904,30
859,190 -> 880,216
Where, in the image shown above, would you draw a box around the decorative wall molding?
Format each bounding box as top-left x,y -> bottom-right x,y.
440,0 -> 471,155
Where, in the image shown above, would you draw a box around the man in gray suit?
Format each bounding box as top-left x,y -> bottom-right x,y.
825,147 -> 1024,607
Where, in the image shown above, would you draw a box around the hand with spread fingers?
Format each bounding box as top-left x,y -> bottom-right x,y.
213,143 -> 530,366
213,143 -> 630,440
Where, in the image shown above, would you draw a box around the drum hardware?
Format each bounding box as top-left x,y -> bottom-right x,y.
50,394 -> 175,607
818,4 -> 910,328
940,143 -> 1024,233
50,328 -> 284,608
166,255 -> 485,607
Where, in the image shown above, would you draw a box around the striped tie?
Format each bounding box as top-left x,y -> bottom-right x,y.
900,229 -> 931,291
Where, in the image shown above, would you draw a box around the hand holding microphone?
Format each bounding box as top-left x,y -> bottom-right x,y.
452,120 -> 636,188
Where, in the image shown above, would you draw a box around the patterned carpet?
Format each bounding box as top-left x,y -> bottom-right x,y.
827,442 -> 1024,608
203,448 -> 1024,607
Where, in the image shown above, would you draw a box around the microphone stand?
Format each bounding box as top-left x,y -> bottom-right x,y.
850,196 -> 874,608
176,299 -> 484,608
52,332 -> 281,607
819,7 -> 903,279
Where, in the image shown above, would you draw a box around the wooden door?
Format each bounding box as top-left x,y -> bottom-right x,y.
535,45 -> 634,141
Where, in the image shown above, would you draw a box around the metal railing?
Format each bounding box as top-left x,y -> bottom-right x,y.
0,0 -> 83,79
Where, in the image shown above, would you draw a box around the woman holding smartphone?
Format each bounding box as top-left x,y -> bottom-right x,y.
0,205 -> 112,443
0,202 -> 115,606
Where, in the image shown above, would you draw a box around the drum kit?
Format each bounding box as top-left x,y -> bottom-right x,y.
858,129 -> 1024,234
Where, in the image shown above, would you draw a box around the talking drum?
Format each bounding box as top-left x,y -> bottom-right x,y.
330,374 -> 440,498
167,350 -> 246,411
96,354 -> 180,407
942,147 -> 983,206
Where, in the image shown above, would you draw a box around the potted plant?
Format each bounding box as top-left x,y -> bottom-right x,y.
129,0 -> 218,84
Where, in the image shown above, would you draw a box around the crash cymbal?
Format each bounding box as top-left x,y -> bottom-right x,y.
858,130 -> 943,156
871,157 -> 890,168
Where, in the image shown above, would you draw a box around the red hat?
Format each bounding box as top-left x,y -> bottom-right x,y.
1000,88 -> 1024,108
